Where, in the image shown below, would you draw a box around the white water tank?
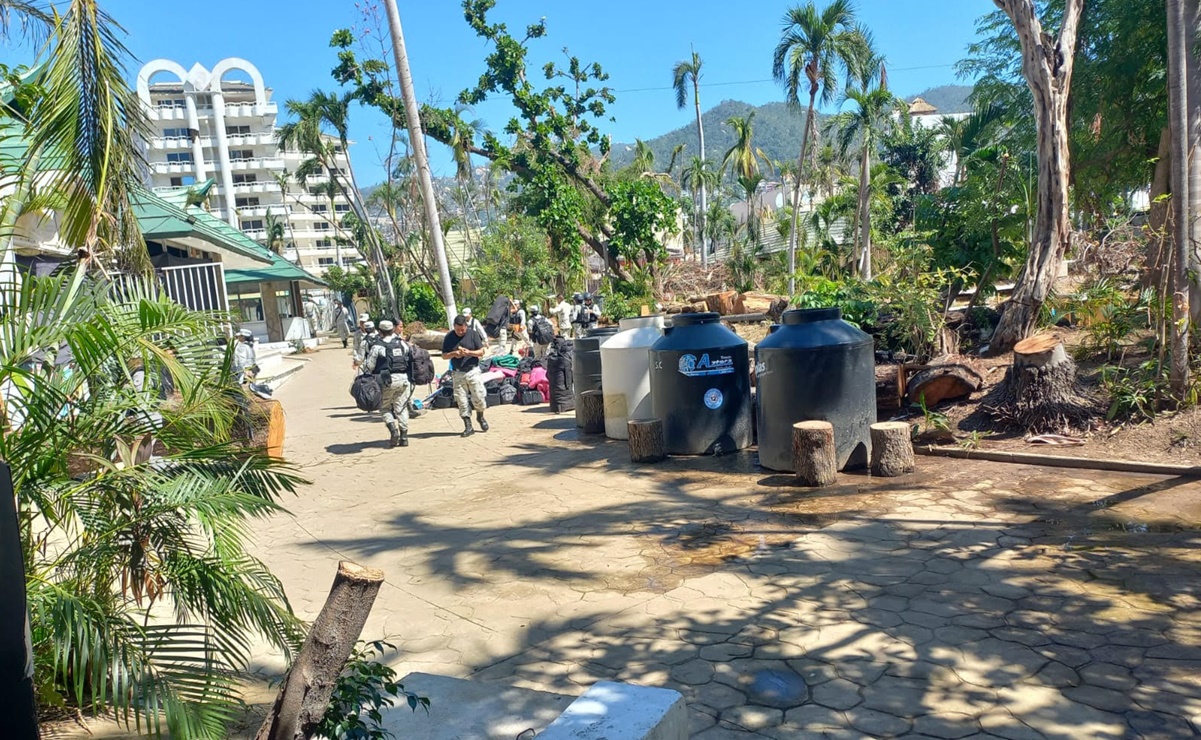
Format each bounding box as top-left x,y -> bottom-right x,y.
600,315 -> 666,439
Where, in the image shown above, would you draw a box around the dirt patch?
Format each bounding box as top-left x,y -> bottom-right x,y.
896,327 -> 1201,466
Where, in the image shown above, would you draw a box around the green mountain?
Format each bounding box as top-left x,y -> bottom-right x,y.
608,84 -> 974,171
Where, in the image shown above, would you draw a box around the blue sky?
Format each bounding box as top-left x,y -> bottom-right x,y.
4,1 -> 988,185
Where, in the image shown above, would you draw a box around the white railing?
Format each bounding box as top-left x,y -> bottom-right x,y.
157,262 -> 229,314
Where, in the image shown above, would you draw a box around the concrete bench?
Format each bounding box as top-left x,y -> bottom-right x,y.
536,681 -> 686,740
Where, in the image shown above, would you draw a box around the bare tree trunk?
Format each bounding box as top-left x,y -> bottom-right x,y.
786,92 -> 819,297
986,0 -> 1083,355
256,562 -> 385,740
1186,0 -> 1201,325
857,146 -> 872,280
385,0 -> 459,324
694,78 -> 708,267
1169,0 -> 1192,398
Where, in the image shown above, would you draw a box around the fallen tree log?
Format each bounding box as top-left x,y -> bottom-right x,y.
906,359 -> 984,407
705,291 -> 737,316
411,331 -> 448,352
720,313 -> 769,324
733,291 -> 779,315
256,562 -> 385,740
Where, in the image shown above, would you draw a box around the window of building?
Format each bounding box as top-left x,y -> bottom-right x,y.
315,238 -> 332,248
165,152 -> 193,163
232,174 -> 255,184
315,222 -> 331,232
228,150 -> 254,161
227,125 -> 252,135
235,197 -> 260,208
169,176 -> 196,187
157,98 -> 186,109
334,203 -> 351,213
317,257 -> 334,266
162,127 -> 188,138
308,186 -> 323,196
312,204 -> 328,213
241,219 -> 264,231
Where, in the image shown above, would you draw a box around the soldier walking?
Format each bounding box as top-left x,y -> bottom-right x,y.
360,319 -> 413,448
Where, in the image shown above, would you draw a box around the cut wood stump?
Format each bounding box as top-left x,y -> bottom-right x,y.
870,422 -> 915,477
627,418 -> 666,463
984,333 -> 1095,433
255,561 -> 385,740
793,421 -> 837,487
580,390 -> 605,434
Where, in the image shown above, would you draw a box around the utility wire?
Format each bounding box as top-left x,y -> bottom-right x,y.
613,63 -> 956,94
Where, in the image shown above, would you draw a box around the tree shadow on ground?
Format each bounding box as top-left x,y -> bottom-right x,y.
314,440 -> 1201,738
325,439 -> 391,455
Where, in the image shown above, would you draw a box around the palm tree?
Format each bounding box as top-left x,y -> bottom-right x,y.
445,105 -> 484,249
737,172 -> 767,245
5,0 -> 150,272
681,156 -> 719,260
5,266 -> 303,736
263,209 -> 287,255
721,112 -> 771,183
773,0 -> 862,295
672,50 -> 709,264
830,58 -> 898,281
631,139 -> 656,174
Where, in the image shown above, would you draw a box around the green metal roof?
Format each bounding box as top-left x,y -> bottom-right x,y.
132,188 -> 271,264
223,251 -> 327,287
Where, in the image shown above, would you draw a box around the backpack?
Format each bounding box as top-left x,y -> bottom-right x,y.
484,296 -> 512,330
530,316 -> 554,345
350,373 -> 382,412
409,344 -> 436,385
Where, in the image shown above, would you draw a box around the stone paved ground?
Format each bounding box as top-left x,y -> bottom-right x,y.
244,346 -> 1201,739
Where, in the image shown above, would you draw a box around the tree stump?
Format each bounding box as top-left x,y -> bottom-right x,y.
793,421 -> 837,487
580,390 -> 605,434
256,561 -> 385,740
870,422 -> 915,477
906,360 -> 984,407
984,333 -> 1095,433
627,418 -> 666,463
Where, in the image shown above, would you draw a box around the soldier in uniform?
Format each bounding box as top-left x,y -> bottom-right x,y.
360,319 -> 412,448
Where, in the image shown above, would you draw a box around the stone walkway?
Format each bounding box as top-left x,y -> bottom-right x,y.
246,347 -> 1201,739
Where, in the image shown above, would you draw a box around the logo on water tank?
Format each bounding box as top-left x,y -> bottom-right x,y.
704,388 -> 724,409
678,353 -> 735,377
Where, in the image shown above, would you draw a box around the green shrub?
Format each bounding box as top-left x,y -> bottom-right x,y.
400,282 -> 445,326
318,640 -> 429,740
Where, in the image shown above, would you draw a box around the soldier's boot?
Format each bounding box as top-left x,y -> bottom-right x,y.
476,412 -> 489,432
399,428 -> 409,447
387,422 -> 401,448
461,416 -> 475,437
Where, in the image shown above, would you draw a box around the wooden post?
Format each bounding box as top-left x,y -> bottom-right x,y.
627,418 -> 666,463
580,390 -> 605,434
870,422 -> 915,477
256,561 -> 385,740
792,421 -> 837,487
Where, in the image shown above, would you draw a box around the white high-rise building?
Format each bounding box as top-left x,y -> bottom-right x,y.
135,57 -> 364,274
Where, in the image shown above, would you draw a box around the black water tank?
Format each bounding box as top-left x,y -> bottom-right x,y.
649,312 -> 752,455
755,307 -> 875,472
572,326 -> 619,427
